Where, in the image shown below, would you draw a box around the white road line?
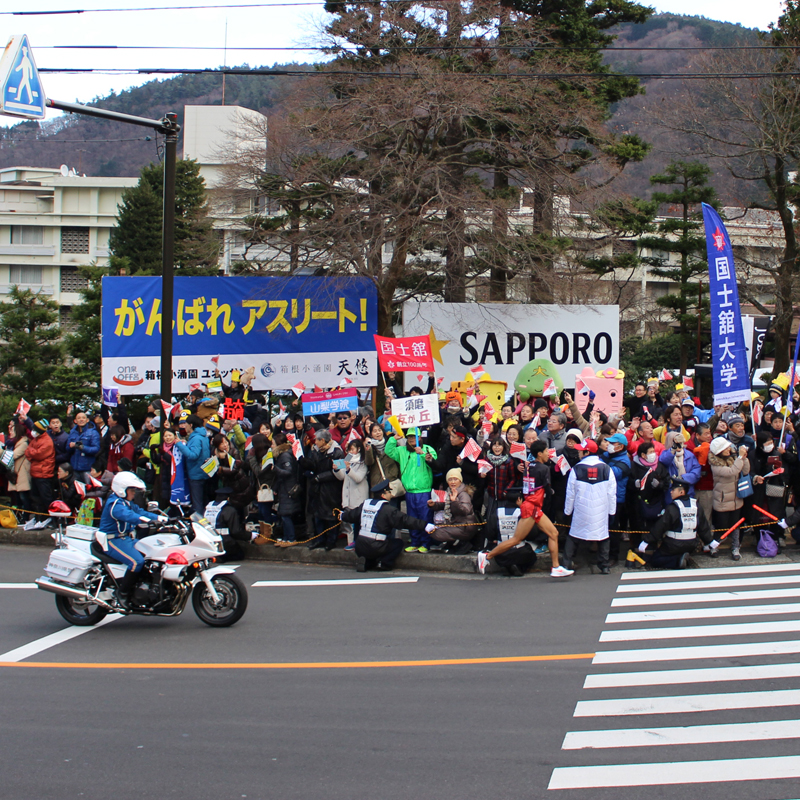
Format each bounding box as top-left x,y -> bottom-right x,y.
251,577 -> 420,587
599,618 -> 800,642
562,717 -> 800,750
584,661 -> 800,689
548,754 -> 800,790
0,614 -> 121,662
622,563 -> 800,580
0,583 -> 37,589
574,688 -> 800,717
617,575 -> 800,593
593,639 -> 800,664
611,587 -> 800,607
606,602 -> 800,624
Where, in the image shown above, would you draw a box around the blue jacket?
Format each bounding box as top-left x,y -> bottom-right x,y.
99,495 -> 160,538
659,447 -> 701,504
67,421 -> 101,472
602,449 -> 631,506
174,428 -> 211,481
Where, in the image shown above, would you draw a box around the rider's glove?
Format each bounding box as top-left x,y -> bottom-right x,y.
425,523 -> 435,533
156,515 -> 169,523
637,541 -> 648,553
778,518 -> 790,530
708,539 -> 721,551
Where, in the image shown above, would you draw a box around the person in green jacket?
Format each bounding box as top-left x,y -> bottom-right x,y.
385,428 -> 436,552
222,417 -> 247,459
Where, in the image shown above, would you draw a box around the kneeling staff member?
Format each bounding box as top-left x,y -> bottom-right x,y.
337,479 -> 436,572
638,476 -> 714,569
478,441 -> 574,578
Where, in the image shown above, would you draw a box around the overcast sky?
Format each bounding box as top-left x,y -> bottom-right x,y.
0,0 -> 788,128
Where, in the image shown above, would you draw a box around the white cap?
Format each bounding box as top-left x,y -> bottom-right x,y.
710,436 -> 733,456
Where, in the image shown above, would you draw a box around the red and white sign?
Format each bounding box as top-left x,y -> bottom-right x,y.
509,441 -> 527,460
459,438 -> 482,462
374,335 -> 434,372
15,398 -> 30,416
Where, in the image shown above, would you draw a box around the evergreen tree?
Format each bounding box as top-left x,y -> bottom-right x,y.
109,158 -> 219,275
638,161 -> 718,374
0,287 -> 65,401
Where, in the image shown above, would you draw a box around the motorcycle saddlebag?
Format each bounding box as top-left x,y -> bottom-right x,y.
44,549 -> 95,585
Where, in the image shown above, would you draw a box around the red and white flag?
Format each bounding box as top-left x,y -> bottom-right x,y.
470,364 -> 486,381
171,403 -> 183,420
431,489 -> 446,503
476,459 -> 493,476
752,403 -> 764,427
481,419 -> 493,437
556,455 -> 571,475
279,400 -> 286,414
189,383 -> 201,391
211,354 -> 220,365
286,433 -> 297,444
436,377 -> 444,386
542,378 -> 557,398
291,381 -> 306,397
313,384 -> 323,393
764,467 -> 785,479
345,428 -> 362,445
483,400 -> 496,418
509,441 -> 527,460
682,376 -> 694,390
417,374 -> 425,382
15,398 -> 30,416
659,369 -> 673,381
590,421 -> 597,439
459,438 -> 482,462
339,377 -> 353,387
161,399 -> 174,418
74,480 -> 86,498
547,448 -> 557,461
291,439 -> 303,459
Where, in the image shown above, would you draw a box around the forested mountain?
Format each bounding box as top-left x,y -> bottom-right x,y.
0,13 -> 761,202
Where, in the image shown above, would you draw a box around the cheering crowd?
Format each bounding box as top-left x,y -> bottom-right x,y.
2,368 -> 799,576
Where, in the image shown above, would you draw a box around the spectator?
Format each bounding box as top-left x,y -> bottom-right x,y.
212,434 -> 252,514
341,439 -> 369,551
8,421 -> 31,519
173,414 -> 211,514
67,410 -> 101,483
271,432 -> 301,547
107,425 -> 135,474
364,422 -> 400,498
659,431 -> 701,503
426,467 -> 478,554
539,411 -> 569,454
56,462 -> 81,513
482,437 -> 520,548
47,416 -> 70,470
301,428 -> 345,551
708,436 -> 750,561
27,419 -> 56,517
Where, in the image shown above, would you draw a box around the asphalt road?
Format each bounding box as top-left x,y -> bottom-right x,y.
3,544 -> 800,800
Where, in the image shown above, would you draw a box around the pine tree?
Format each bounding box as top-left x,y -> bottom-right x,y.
638,161 -> 719,375
0,287 -> 65,401
109,158 -> 219,275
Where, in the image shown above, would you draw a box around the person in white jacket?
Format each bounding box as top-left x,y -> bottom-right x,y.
563,438 -> 617,574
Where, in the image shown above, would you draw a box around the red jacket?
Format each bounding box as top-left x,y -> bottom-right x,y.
108,435 -> 135,473
26,432 -> 56,479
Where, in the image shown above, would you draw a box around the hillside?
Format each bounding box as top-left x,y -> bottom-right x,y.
0,13 -> 764,203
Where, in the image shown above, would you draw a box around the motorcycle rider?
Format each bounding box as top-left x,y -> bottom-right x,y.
98,471 -> 166,596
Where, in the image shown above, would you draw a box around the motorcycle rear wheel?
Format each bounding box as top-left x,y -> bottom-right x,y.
55,594 -> 109,626
192,573 -> 248,627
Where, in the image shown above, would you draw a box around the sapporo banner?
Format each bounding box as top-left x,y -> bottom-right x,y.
402,302 -> 618,387
101,276 -> 378,394
702,203 -> 751,406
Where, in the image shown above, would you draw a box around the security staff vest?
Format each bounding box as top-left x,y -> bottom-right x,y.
359,499 -> 387,540
667,498 -> 699,540
497,508 -> 524,548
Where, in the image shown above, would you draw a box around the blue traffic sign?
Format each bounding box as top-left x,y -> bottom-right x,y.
0,35 -> 47,120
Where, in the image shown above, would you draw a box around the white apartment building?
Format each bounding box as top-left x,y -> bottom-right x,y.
0,166 -> 137,311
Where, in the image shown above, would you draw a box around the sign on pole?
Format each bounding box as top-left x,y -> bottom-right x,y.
0,35 -> 47,120
302,388 -> 359,416
390,394 -> 440,428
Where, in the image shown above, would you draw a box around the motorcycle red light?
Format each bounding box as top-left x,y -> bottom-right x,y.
166,552 -> 189,565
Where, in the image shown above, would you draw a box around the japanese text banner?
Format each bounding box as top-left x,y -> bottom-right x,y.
703,203 -> 751,406
302,388 -> 359,416
101,276 -> 378,394
374,335 -> 434,372
390,393 -> 440,428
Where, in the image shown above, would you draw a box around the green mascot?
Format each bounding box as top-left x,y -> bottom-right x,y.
514,359 -> 564,401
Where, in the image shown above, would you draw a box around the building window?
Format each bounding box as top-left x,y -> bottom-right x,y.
61,227 -> 90,254
10,265 -> 43,284
10,225 -> 43,245
60,266 -> 88,293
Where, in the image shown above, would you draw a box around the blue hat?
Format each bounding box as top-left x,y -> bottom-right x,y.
606,433 -> 628,446
371,479 -> 391,494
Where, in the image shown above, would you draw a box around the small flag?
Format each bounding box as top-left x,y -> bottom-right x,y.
459,438 -> 482,462
201,457 -> 219,477
476,459 -> 493,476
590,421 -> 597,439
206,378 -> 223,392
211,354 -> 220,365
161,399 -> 174,418
345,428 -> 362,445
481,419 -> 493,436
102,387 -> 119,407
753,403 -> 764,427
189,383 -> 201,391
436,377 -> 444,386
313,384 -> 323,392
542,378 -> 557,397
465,386 -> 475,398
339,377 -> 353,387
417,374 -> 425,382
556,455 -> 571,475
764,467 -> 785,479
292,381 -> 306,397
74,480 -> 86,498
509,441 -> 527,460
659,369 -> 673,381
682,376 -> 694,390
15,398 -> 31,416
575,376 -> 585,392
286,433 -> 296,444
547,448 -> 557,461
470,365 -> 486,381
89,476 -> 103,489
292,439 -> 303,459
279,400 -> 286,414
431,489 -> 446,503
483,400 -> 496,418
171,403 -> 183,420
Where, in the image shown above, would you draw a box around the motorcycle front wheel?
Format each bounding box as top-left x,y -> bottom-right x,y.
55,594 -> 109,626
192,573 -> 248,627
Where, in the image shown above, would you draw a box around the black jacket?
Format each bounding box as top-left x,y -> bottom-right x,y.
341,500 -> 429,538
300,442 -> 344,520
645,497 -> 713,553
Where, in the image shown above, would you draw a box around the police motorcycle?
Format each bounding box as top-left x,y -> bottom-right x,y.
36,494 -> 248,628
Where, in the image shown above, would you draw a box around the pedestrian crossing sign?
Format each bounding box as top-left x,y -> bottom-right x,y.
0,35 -> 47,120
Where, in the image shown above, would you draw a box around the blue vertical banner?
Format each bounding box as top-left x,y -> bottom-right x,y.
702,203 -> 751,406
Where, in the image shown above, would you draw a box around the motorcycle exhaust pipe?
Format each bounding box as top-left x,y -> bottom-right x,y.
35,577 -> 114,610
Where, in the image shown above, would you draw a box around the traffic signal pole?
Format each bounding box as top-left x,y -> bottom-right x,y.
46,98 -> 180,402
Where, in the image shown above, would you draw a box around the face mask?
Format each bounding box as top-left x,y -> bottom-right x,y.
763,443 -> 775,453
447,405 -> 460,413
645,452 -> 657,463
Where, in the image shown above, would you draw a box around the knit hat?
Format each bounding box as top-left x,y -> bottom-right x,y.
446,467 -> 463,483
565,428 -> 584,442
710,436 -> 733,455
150,416 -> 161,429
33,419 -> 48,433
727,414 -> 745,427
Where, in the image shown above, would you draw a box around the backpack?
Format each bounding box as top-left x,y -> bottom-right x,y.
757,529 -> 779,558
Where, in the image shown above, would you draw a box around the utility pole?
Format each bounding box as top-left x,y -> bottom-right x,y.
46,99 -> 180,401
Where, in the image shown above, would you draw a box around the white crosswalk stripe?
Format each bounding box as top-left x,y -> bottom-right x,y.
549,561 -> 800,793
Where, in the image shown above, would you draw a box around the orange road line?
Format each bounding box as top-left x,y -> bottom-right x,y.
0,652 -> 596,670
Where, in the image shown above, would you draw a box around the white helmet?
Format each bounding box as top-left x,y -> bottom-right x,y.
111,471 -> 146,498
